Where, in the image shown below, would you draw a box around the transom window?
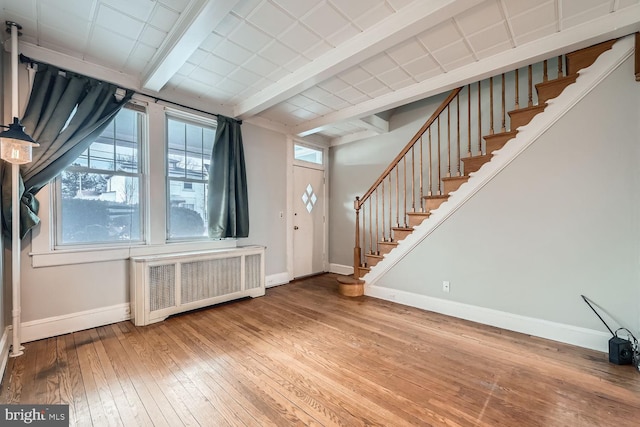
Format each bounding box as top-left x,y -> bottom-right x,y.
56,106 -> 144,245
166,116 -> 215,239
294,144 -> 323,165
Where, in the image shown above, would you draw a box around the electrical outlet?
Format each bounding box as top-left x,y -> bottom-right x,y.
442,281 -> 450,293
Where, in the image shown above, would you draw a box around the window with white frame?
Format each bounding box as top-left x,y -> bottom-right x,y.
56,106 -> 145,245
294,143 -> 323,165
166,116 -> 214,239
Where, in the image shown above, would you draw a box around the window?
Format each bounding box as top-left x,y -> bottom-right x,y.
56,106 -> 144,245
167,116 -> 214,239
294,144 -> 323,165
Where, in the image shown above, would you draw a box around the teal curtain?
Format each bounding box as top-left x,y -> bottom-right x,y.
1,64 -> 132,238
207,115 -> 249,238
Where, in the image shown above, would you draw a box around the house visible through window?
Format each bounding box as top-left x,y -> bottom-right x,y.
56,106 -> 144,245
167,116 -> 214,239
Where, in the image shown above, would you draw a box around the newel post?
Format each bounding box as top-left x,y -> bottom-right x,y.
353,196 -> 361,279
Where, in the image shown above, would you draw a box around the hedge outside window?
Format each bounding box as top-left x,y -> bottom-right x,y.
167,116 -> 214,239
56,106 -> 144,245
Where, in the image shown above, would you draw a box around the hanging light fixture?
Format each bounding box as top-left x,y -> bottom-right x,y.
0,117 -> 38,164
4,20 -> 36,358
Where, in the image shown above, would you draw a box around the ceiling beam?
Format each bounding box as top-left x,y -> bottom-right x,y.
142,0 -> 241,92
294,5 -> 640,136
234,0 -> 485,119
359,114 -> 389,134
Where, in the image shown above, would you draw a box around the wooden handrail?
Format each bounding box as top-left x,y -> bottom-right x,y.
356,87 -> 462,209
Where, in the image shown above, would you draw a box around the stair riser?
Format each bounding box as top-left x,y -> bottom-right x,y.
393,229 -> 413,241
442,177 -> 469,195
366,255 -> 382,267
425,198 -> 448,211
407,213 -> 430,227
508,105 -> 545,129
484,132 -> 517,153
462,156 -> 491,175
566,39 -> 615,75
377,242 -> 398,256
536,75 -> 577,104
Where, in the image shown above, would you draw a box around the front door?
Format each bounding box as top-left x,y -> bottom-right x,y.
293,165 -> 325,278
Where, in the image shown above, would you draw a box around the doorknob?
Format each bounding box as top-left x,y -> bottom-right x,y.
294,226 -> 299,230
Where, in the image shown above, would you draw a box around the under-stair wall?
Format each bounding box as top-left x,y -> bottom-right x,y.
365,55 -> 640,352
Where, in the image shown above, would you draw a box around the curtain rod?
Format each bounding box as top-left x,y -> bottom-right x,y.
19,54 -> 244,124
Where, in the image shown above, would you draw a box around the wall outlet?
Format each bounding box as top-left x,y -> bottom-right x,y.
442,281 -> 450,293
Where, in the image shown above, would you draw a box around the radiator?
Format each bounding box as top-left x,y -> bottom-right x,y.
129,246 -> 265,326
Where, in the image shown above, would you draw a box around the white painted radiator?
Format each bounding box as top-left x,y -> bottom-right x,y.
129,246 -> 265,326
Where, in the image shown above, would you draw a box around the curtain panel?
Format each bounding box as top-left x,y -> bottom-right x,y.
1,64 -> 132,238
207,115 -> 249,238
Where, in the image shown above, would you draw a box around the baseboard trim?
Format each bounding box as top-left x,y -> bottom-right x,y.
266,272 -> 290,288
21,303 -> 131,343
366,285 -> 609,352
0,327 -> 10,381
329,263 -> 354,276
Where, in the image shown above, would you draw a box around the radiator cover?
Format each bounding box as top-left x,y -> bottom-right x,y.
130,246 -> 265,326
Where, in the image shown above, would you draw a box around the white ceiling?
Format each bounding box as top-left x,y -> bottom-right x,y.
1,0 -> 640,145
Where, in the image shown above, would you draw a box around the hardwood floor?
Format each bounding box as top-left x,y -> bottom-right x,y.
1,273 -> 639,426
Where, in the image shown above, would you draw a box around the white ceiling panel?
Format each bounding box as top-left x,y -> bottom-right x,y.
271,0 -> 319,19
502,0 -> 554,18
247,1 -> 295,37
302,3 -> 350,40
139,26 -> 167,49
509,2 -> 557,40
2,0 -> 637,141
387,39 -> 428,66
280,23 -> 322,55
418,21 -> 461,53
354,3 -> 394,31
466,22 -> 511,54
403,55 -> 441,79
562,1 -> 612,29
456,1 -> 504,35
100,0 -> 155,21
148,3 -> 180,32
86,26 -> 135,68
361,54 -> 398,76
431,40 -> 473,71
228,22 -> 272,52
96,5 -> 145,40
39,0 -> 96,21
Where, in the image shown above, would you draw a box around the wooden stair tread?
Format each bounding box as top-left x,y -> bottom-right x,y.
392,226 -> 413,231
378,241 -> 399,247
423,194 -> 450,200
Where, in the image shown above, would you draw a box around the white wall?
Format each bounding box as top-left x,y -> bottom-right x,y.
372,57 -> 640,335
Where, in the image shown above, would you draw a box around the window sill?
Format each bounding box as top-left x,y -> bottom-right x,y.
29,239 -> 237,268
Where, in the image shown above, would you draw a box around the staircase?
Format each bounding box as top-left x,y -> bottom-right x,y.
338,39 -> 620,296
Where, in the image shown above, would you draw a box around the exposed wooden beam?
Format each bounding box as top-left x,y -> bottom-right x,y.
142,0 -> 241,92
234,0 -> 486,119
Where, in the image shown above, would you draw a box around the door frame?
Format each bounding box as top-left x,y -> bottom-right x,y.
286,136 -> 329,280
